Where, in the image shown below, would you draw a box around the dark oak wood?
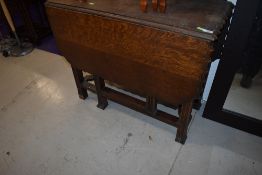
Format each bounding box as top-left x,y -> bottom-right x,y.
94,75 -> 108,110
71,67 -> 88,99
84,81 -> 180,127
47,0 -> 232,40
46,7 -> 214,106
46,0 -> 233,143
146,96 -> 157,116
176,101 -> 193,144
203,0 -> 262,137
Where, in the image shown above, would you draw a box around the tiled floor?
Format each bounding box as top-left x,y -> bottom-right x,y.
0,49 -> 261,175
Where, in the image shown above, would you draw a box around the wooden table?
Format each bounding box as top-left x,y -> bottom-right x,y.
45,0 -> 233,144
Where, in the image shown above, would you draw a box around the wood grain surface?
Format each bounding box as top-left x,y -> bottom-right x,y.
45,0 -> 233,143
46,6 -> 214,106
46,0 -> 233,41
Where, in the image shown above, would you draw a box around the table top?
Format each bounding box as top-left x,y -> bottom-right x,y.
46,0 -> 233,41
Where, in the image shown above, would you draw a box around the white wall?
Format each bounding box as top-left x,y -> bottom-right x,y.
230,0 -> 237,5
202,0 -> 237,101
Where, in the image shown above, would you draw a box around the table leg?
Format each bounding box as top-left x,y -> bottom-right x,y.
159,0 -> 166,13
152,0 -> 158,11
146,96 -> 157,116
140,0 -> 147,12
71,66 -> 88,99
175,101 -> 193,144
94,75 -> 108,110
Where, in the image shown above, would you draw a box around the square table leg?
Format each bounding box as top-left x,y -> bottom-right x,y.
94,75 -> 108,110
71,66 -> 88,100
146,96 -> 157,116
175,101 -> 193,144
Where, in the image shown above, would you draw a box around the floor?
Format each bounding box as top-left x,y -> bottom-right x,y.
224,72 -> 262,120
0,49 -> 261,175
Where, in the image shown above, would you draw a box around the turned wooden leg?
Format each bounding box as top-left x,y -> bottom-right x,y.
152,0 -> 158,11
94,75 -> 108,110
71,66 -> 88,100
176,101 -> 193,144
146,96 -> 157,116
140,0 -> 147,12
159,0 -> 166,13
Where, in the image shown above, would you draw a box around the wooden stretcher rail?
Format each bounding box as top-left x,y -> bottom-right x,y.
83,81 -> 181,128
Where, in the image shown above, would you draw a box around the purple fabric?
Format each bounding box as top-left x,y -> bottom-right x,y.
37,35 -> 61,55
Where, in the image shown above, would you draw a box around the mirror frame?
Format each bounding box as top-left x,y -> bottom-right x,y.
203,0 -> 262,137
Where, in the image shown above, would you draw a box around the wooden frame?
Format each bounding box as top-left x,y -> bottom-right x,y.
203,0 -> 262,137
